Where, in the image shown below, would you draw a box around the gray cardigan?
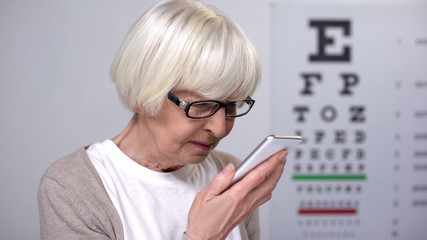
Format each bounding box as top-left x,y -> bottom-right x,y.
38,147 -> 260,240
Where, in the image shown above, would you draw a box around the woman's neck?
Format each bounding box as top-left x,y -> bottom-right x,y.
112,113 -> 183,172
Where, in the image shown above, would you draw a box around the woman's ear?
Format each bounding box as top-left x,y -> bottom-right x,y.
132,105 -> 147,119
132,105 -> 142,113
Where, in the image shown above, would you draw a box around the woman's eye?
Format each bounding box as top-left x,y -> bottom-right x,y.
193,103 -> 210,108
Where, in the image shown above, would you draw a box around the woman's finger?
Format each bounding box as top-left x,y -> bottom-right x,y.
230,150 -> 287,195
204,163 -> 236,199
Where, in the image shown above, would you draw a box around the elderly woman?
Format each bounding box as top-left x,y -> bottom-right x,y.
37,0 -> 287,239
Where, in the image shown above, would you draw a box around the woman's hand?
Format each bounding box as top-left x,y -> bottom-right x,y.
185,150 -> 288,240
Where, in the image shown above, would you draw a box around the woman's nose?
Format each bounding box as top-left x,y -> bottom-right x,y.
203,108 -> 229,138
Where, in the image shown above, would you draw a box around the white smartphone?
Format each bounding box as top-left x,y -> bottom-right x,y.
230,135 -> 303,185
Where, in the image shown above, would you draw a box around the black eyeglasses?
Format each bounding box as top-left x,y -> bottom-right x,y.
167,92 -> 255,119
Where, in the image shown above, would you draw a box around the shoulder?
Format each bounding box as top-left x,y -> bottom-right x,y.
42,147 -> 100,187
209,150 -> 242,169
39,146 -> 108,204
38,146 -> 124,239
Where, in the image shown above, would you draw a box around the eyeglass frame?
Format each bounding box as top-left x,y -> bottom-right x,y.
167,92 -> 255,119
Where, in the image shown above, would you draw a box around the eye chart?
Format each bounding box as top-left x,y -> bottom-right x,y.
270,3 -> 427,239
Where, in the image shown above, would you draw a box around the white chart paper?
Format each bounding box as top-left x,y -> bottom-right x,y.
271,3 -> 427,239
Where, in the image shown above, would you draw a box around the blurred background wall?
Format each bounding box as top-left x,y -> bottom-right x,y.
0,0 -> 425,239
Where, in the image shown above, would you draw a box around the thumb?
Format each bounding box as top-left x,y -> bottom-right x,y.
206,163 -> 235,197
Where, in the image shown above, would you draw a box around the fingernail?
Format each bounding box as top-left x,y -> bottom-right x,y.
279,151 -> 288,162
223,163 -> 235,176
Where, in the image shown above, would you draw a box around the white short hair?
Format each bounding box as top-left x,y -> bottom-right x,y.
110,0 -> 261,115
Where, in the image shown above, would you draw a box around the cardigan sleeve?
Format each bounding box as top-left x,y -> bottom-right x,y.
37,148 -> 124,240
38,176 -> 112,240
243,207 -> 260,240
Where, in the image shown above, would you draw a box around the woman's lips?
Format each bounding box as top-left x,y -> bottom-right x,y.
189,141 -> 212,151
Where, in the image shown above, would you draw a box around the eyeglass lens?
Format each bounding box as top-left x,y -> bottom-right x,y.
187,101 -> 251,118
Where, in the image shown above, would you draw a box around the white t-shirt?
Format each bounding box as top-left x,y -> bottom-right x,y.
87,139 -> 242,240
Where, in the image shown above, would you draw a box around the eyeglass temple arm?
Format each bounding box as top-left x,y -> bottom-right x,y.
168,92 -> 188,109
167,92 -> 181,106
